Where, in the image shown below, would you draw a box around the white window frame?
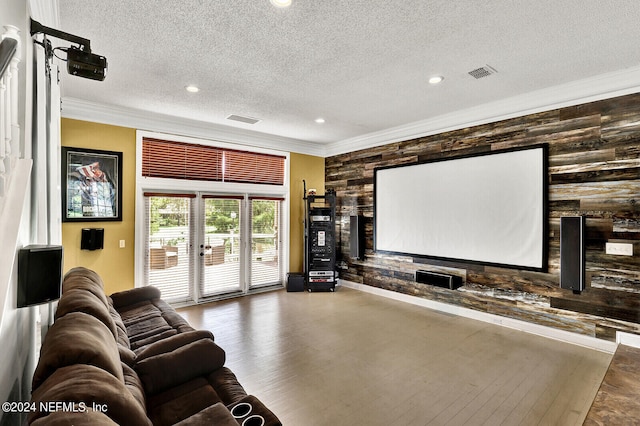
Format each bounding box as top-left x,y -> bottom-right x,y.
134,130 -> 290,300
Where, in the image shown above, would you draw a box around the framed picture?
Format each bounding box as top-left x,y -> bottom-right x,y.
62,147 -> 123,222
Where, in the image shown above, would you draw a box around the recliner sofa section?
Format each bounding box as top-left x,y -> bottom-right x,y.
28,267 -> 281,426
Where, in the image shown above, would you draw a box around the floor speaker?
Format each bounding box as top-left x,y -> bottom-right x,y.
560,216 -> 586,293
349,215 -> 365,259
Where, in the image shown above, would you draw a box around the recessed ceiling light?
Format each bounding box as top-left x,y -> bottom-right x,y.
270,0 -> 292,7
315,118 -> 325,124
185,85 -> 199,93
428,76 -> 444,85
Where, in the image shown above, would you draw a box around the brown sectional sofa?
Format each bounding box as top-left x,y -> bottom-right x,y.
29,267 -> 281,426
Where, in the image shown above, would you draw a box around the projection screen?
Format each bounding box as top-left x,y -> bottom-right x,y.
374,145 -> 547,271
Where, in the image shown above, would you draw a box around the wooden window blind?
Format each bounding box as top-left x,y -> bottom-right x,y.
142,137 -> 285,185
223,150 -> 285,185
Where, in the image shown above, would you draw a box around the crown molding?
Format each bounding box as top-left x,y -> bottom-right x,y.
61,97 -> 325,157
62,65 -> 640,159
325,65 -> 640,157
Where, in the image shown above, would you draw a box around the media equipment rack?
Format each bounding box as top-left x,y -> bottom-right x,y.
304,186 -> 337,292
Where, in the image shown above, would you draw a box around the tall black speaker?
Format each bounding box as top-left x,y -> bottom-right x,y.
349,215 -> 365,260
560,216 -> 586,293
17,245 -> 63,308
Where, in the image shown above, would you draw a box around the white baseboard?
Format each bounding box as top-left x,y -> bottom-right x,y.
340,280 -> 618,354
616,332 -> 640,349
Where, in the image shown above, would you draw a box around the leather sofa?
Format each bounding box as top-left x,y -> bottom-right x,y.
28,267 -> 281,426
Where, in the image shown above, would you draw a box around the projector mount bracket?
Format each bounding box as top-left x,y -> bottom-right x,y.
30,19 -> 107,81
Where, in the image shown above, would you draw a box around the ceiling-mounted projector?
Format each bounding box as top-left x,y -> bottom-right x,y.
66,46 -> 107,81
30,19 -> 108,81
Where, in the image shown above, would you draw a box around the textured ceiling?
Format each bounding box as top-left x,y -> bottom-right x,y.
57,0 -> 640,148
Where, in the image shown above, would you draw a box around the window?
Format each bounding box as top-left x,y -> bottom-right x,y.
144,193 -> 195,303
249,197 -> 284,288
136,132 -> 289,303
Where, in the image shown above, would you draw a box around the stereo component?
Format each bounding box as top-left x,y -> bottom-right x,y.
304,189 -> 337,292
415,270 -> 463,290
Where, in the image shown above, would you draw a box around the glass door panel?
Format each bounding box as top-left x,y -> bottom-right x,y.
200,197 -> 242,297
145,195 -> 194,303
249,198 -> 283,289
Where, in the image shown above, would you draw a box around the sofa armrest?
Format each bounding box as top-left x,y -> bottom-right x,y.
174,402 -> 238,426
110,286 -> 162,309
135,330 -> 215,362
227,395 -> 282,426
135,338 -> 226,395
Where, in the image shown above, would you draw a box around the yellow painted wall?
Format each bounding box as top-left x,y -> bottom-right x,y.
289,152 -> 325,273
61,119 -> 136,294
62,119 -> 325,291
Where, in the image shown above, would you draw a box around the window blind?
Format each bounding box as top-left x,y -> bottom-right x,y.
142,137 -> 285,185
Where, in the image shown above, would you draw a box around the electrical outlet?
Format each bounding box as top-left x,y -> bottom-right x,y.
605,242 -> 633,256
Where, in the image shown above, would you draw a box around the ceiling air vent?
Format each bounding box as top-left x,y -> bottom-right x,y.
468,65 -> 498,79
226,114 -> 261,125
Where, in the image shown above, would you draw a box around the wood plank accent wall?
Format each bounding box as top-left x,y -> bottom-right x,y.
326,93 -> 640,342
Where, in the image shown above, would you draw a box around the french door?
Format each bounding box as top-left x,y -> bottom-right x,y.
248,197 -> 283,289
144,193 -> 195,303
143,193 -> 283,303
200,196 -> 243,297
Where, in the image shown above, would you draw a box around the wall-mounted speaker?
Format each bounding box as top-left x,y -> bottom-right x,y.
81,228 -> 104,250
18,245 -> 63,308
349,215 -> 365,260
560,216 -> 586,293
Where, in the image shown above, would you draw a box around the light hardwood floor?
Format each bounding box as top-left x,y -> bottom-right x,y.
178,286 -> 612,426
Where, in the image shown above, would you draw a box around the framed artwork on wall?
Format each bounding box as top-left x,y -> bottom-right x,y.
61,147 -> 123,222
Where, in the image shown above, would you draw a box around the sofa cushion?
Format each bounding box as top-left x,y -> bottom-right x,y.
30,409 -> 118,425
119,301 -> 164,326
54,288 -> 118,338
146,381 -> 221,426
108,302 -> 131,348
125,314 -> 174,343
29,364 -> 151,426
32,312 -> 123,391
131,329 -> 179,352
62,267 -> 110,307
122,362 -> 146,409
207,367 -> 248,405
135,338 -> 226,395
135,330 -> 215,362
118,344 -> 137,366
154,299 -> 194,333
110,286 -> 161,309
174,402 -> 238,426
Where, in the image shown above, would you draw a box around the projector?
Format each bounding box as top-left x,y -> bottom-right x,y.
66,46 -> 107,81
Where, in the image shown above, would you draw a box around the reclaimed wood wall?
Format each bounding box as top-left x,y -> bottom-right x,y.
326,93 -> 640,342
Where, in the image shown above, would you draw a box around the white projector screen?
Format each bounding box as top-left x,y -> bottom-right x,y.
374,145 -> 547,270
